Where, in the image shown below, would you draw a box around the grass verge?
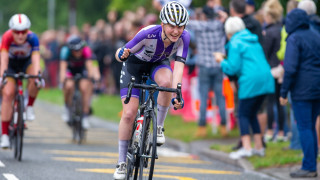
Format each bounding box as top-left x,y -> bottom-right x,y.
211,141 -> 307,169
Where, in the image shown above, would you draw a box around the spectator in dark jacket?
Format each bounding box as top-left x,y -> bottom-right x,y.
298,0 -> 320,33
230,0 -> 263,45
280,9 -> 320,178
262,0 -> 286,143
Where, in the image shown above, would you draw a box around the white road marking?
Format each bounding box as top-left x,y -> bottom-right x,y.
3,174 -> 19,180
0,161 -> 5,167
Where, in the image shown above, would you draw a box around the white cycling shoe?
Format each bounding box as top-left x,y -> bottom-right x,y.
24,106 -> 35,121
82,116 -> 90,130
1,134 -> 10,149
157,126 -> 165,146
113,162 -> 126,180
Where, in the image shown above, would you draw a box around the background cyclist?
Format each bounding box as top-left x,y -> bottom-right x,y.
59,35 -> 99,129
0,14 -> 43,148
113,1 -> 190,179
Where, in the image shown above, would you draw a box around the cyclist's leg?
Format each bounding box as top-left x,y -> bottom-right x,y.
1,78 -> 15,148
152,61 -> 172,124
114,57 -> 141,179
25,62 -> 40,120
152,61 -> 173,145
79,78 -> 93,129
64,79 -> 75,107
79,78 -> 92,115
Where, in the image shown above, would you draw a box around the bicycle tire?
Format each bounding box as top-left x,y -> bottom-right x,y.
126,119 -> 139,180
71,91 -> 84,144
138,112 -> 157,180
16,95 -> 24,161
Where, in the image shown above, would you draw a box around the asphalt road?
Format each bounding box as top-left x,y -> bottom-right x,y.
0,101 -> 275,180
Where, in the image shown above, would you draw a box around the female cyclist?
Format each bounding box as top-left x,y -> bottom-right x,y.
113,1 -> 190,179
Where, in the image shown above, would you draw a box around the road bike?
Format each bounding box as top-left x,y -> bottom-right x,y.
2,71 -> 42,161
124,75 -> 182,180
68,73 -> 86,144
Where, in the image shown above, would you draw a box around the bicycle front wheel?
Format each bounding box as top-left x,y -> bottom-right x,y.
15,95 -> 24,161
138,111 -> 157,180
71,91 -> 84,144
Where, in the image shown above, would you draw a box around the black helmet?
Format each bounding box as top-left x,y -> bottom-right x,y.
67,35 -> 85,51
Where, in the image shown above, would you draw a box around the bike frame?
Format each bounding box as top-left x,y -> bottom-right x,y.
2,72 -> 42,161
125,75 -> 182,180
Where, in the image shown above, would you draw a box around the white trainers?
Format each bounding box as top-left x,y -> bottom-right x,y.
82,116 -> 90,129
229,148 -> 252,159
25,106 -> 35,121
252,148 -> 265,157
113,162 -> 126,180
157,126 -> 165,146
1,134 -> 10,149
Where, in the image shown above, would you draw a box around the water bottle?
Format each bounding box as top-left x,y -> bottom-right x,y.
134,115 -> 144,144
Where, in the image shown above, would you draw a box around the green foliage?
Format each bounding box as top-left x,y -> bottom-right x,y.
107,0 -> 153,16
0,0 -> 319,34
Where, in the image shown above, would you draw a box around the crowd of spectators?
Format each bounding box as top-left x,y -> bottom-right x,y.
37,0 -> 320,177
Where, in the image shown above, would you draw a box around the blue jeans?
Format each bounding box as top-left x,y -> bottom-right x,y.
198,66 -> 226,126
289,95 -> 301,150
238,95 -> 265,136
292,99 -> 320,171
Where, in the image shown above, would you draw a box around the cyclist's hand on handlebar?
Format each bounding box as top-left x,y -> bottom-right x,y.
118,47 -> 130,61
171,97 -> 184,109
35,78 -> 45,88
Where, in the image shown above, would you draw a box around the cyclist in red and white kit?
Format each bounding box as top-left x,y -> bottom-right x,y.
113,2 -> 190,179
0,14 -> 43,148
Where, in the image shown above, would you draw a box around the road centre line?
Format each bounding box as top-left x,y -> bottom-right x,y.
3,174 -> 19,180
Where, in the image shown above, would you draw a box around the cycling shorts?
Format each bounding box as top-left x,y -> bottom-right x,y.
8,58 -> 32,74
66,68 -> 88,79
119,55 -> 172,99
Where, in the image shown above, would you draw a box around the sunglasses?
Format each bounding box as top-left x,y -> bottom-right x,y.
12,30 -> 28,35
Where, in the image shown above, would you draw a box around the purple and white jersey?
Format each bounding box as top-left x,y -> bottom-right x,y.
125,25 -> 190,64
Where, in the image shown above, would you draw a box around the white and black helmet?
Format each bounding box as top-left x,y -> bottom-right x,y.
159,1 -> 189,26
9,14 -> 31,31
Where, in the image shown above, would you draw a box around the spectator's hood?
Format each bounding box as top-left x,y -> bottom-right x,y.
233,29 -> 258,43
285,8 -> 309,35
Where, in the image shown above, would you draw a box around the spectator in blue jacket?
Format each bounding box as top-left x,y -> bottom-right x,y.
298,0 -> 320,33
280,9 -> 320,178
215,17 -> 274,159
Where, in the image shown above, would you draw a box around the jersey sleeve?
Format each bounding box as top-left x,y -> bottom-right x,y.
124,28 -> 146,54
60,46 -> 70,61
82,46 -> 94,60
175,30 -> 190,64
0,31 -> 13,52
28,32 -> 40,52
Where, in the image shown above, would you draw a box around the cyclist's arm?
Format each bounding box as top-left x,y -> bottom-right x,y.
0,51 -> 9,77
85,60 -> 96,80
90,60 -> 101,81
31,51 -> 41,75
171,61 -> 184,96
59,61 -> 67,83
29,32 -> 41,75
0,31 -> 11,77
115,26 -> 149,62
115,47 -> 130,62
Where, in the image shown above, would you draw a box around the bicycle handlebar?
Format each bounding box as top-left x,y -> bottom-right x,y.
1,71 -> 43,89
124,76 -> 183,108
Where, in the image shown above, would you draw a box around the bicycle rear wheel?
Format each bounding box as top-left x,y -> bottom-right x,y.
138,112 -> 157,180
14,95 -> 24,161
